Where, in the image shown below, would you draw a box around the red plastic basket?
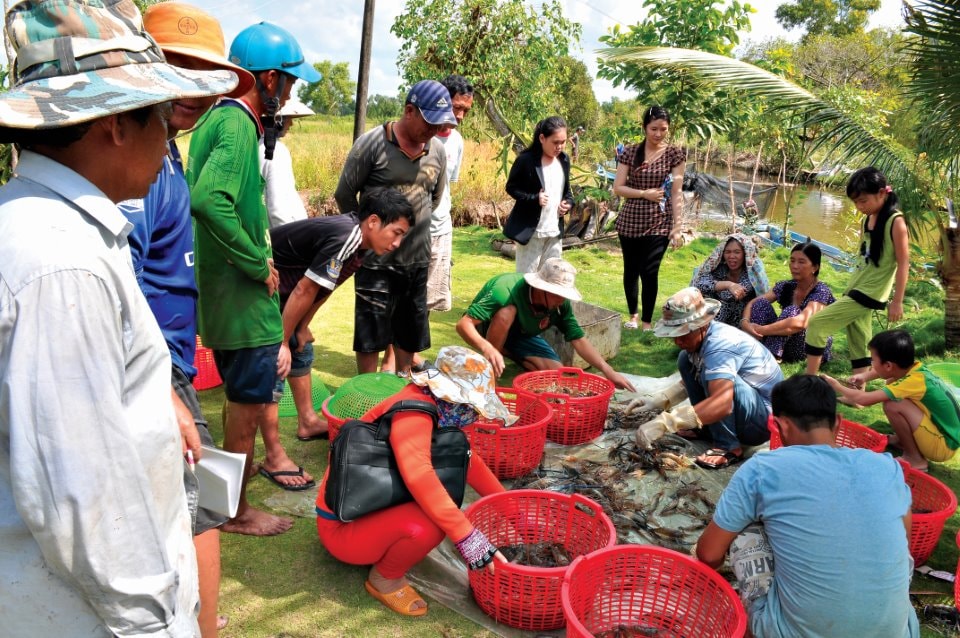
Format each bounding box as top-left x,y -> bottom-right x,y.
192,336 -> 222,391
465,490 -> 616,631
954,531 -> 960,609
321,397 -> 347,441
463,388 -> 552,479
561,545 -> 747,638
512,367 -> 615,446
767,415 -> 887,453
898,460 -> 957,564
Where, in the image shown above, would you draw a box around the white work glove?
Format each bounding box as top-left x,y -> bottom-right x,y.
635,405 -> 702,449
625,380 -> 688,414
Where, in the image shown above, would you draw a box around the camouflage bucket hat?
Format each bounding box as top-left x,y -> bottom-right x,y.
409,346 -> 518,425
0,0 -> 239,129
653,287 -> 721,338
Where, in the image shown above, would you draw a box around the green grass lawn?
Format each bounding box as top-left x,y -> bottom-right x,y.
201,227 -> 960,637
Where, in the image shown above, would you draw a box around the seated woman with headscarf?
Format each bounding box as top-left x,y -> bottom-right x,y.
693,233 -> 770,326
315,346 -> 513,617
741,242 -> 836,363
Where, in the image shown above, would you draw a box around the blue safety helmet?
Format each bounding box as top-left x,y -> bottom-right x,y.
228,22 -> 320,83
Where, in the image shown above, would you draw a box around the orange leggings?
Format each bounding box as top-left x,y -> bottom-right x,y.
316,502 -> 446,579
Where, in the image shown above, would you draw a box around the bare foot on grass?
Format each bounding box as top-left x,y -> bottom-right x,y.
221,507 -> 293,536
296,414 -> 329,440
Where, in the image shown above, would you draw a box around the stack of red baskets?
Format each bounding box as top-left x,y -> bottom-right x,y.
767,416 -> 887,452
513,367 -> 614,445
192,336 -> 222,391
463,388 -> 552,479
465,490 -> 616,632
561,545 -> 747,638
898,459 -> 957,564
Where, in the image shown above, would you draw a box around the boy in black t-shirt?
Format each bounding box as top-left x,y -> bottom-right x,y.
269,187 -> 414,439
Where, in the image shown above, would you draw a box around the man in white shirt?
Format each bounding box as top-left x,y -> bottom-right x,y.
0,1 -> 237,635
260,97 -> 315,228
427,74 -> 474,312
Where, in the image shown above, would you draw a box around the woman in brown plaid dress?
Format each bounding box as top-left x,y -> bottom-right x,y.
612,106 -> 686,330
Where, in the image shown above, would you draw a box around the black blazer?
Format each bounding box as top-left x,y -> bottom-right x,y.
503,150 -> 574,245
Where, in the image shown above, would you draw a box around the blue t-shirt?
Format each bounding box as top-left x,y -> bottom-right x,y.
119,143 -> 197,378
715,446 -> 919,638
696,321 -> 783,409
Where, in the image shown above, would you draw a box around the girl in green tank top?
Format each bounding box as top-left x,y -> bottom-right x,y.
804,167 -> 910,375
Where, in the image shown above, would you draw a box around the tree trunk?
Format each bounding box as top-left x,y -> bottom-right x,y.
479,95 -> 525,155
942,226 -> 960,350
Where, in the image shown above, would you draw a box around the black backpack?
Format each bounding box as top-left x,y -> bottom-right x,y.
325,399 -> 471,522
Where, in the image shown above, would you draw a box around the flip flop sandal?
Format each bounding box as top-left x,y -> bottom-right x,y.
623,320 -> 639,330
258,466 -> 316,491
364,580 -> 428,617
296,430 -> 329,441
695,448 -> 743,470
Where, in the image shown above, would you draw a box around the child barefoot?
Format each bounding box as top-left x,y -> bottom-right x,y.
823,330 -> 960,471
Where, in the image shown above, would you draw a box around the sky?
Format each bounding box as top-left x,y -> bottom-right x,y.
6,0 -> 909,102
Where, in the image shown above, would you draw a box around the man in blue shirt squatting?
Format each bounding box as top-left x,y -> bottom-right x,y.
696,374 -> 919,637
270,186 -> 415,441
0,0 -> 239,635
628,286 -> 781,469
118,3 -> 256,634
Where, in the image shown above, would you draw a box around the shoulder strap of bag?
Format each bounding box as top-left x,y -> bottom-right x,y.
374,399 -> 439,440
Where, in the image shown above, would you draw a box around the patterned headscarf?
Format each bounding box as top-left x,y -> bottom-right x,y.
408,346 -> 518,427
693,233 -> 770,295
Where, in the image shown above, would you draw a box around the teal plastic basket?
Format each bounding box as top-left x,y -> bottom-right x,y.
277,374 -> 330,418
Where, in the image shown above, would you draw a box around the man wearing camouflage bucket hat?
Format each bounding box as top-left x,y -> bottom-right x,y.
627,287 -> 782,469
0,0 -> 238,635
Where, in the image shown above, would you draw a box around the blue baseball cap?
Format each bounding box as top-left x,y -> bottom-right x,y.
406,80 -> 457,127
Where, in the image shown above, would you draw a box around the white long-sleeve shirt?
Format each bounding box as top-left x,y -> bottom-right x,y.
0,152 -> 199,637
259,139 -> 308,228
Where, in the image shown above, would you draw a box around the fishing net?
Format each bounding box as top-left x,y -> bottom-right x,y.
685,170 -> 778,224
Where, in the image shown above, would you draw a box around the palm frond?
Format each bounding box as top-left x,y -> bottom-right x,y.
598,46 -> 938,230
904,0 -> 960,163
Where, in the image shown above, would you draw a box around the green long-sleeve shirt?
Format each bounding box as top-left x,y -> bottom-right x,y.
187,102 -> 282,349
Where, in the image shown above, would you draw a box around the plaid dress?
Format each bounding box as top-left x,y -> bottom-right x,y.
615,144 -> 686,237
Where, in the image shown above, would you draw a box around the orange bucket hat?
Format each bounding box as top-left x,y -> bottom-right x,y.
144,2 -> 255,98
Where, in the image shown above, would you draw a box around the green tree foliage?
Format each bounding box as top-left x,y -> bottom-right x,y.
788,29 -> 910,92
132,0 -> 160,13
775,0 -> 881,38
552,57 -> 599,132
298,61 -> 356,116
597,0 -> 754,139
364,94 -> 404,121
391,0 -> 581,146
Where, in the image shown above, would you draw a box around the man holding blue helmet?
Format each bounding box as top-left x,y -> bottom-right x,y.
187,22 -> 320,536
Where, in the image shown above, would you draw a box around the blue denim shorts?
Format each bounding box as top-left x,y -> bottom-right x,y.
288,334 -> 314,378
214,343 -> 284,404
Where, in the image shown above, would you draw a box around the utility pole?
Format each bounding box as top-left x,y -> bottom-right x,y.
353,0 -> 375,141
